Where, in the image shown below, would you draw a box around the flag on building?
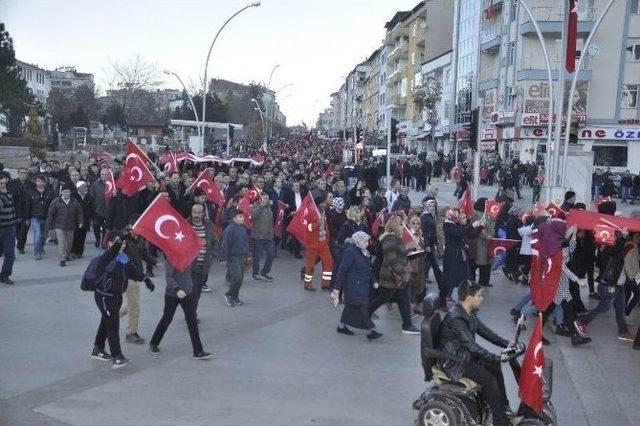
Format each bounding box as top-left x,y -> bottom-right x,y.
132,195 -> 203,271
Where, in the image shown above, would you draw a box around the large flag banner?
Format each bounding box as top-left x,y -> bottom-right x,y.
116,153 -> 153,196
286,193 -> 318,247
530,229 -> 563,311
127,138 -> 151,165
132,195 -> 203,271
274,200 -> 287,238
519,315 -> 545,414
567,209 -> 640,232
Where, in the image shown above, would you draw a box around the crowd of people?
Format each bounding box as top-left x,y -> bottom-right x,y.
0,134 -> 638,380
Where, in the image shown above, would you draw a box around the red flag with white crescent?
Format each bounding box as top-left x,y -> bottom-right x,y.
132,195 -> 203,271
545,202 -> 565,219
484,199 -> 503,220
126,138 -> 151,165
529,228 -> 563,311
274,200 -> 287,238
115,154 -> 153,197
459,187 -> 474,219
162,151 -> 179,176
104,168 -> 116,205
532,202 -> 547,217
187,169 -> 225,207
238,188 -> 261,231
519,315 -> 545,414
487,238 -> 520,257
286,193 -> 318,247
594,224 -> 615,246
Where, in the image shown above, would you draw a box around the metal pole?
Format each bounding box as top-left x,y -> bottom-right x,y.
552,0 -> 570,189
519,0 -> 555,203
164,70 -> 200,136
201,2 -> 260,155
561,0 -> 615,187
386,108 -> 391,185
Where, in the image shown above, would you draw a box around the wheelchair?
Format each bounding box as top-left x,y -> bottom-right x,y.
413,294 -> 557,426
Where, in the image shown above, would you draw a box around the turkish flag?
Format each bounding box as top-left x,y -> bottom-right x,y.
126,139 -> 151,165
104,168 -> 116,205
459,188 -> 474,219
187,170 -> 225,207
545,202 -> 565,219
532,202 -> 547,217
371,210 -> 386,238
485,199 -> 503,220
175,151 -> 190,163
566,0 -> 578,73
251,153 -> 266,165
132,195 -> 203,271
487,238 -> 520,257
567,209 -> 640,232
529,229 -> 563,311
237,188 -> 261,231
286,193 -> 318,247
161,151 -> 179,176
594,224 -> 616,246
402,224 -> 416,245
519,315 -> 545,414
274,200 -> 287,238
593,196 -> 612,209
116,153 -> 153,197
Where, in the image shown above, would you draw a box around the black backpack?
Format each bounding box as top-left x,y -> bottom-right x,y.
81,254 -> 116,291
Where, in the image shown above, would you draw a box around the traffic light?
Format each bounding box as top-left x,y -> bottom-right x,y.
228,124 -> 234,140
469,107 -> 479,150
390,117 -> 398,144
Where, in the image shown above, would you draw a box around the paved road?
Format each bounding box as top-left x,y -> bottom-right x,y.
1,182 -> 639,425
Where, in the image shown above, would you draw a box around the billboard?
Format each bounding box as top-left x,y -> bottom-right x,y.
522,80 -> 589,115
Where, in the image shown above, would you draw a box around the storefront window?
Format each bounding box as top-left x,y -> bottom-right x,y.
592,145 -> 627,167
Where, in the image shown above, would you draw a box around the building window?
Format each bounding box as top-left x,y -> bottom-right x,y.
592,145 -> 628,167
411,51 -> 416,65
510,0 -> 518,21
626,40 -> 640,61
444,101 -> 450,114
444,68 -> 451,84
401,78 -> 407,96
631,0 -> 640,13
622,84 -> 638,108
507,42 -> 516,65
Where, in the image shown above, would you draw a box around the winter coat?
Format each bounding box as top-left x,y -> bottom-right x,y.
333,242 -> 373,306
106,192 -> 134,231
164,260 -> 194,297
73,192 -> 95,224
219,222 -> 248,261
378,233 -> 408,289
442,221 -> 473,288
190,219 -> 219,275
89,179 -> 107,218
336,219 -> 369,245
46,197 -> 83,231
26,188 -> 55,220
95,241 -> 146,295
468,214 -> 494,266
438,303 -> 509,381
420,212 -> 438,248
250,202 -> 274,240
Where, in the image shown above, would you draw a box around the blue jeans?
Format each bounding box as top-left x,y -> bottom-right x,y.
31,218 -> 46,255
0,225 -> 16,279
515,291 -> 563,324
251,239 -> 275,276
622,186 -> 632,202
582,284 -> 628,334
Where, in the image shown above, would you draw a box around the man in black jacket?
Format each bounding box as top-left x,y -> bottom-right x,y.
438,281 -> 513,426
420,200 -> 444,292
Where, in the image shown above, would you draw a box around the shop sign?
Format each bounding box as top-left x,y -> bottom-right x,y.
521,113 -> 587,126
490,110 -> 516,125
479,141 -> 495,151
482,128 -> 496,140
579,127 -> 640,140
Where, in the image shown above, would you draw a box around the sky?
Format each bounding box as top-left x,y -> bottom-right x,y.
1,0 -> 421,126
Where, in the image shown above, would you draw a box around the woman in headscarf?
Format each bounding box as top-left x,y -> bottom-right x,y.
502,204 -> 524,282
327,197 -> 347,288
406,214 -> 427,315
468,198 -> 495,287
369,216 -> 420,334
442,208 -> 483,305
331,231 -> 382,340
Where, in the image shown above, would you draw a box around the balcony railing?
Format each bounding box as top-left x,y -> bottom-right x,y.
521,6 -> 596,23
388,39 -> 409,59
519,53 -> 591,71
387,64 -> 407,82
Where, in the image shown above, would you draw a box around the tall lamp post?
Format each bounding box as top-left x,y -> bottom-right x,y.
252,98 -> 267,152
201,1 -> 260,154
163,70 -> 200,137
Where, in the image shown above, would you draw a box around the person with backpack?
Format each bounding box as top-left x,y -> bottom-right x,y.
89,233 -> 154,369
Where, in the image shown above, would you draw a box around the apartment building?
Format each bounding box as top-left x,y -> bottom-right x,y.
421,51 -> 454,153
362,48 -> 382,139
477,0 -> 640,171
345,62 -> 371,140
48,66 -> 94,92
15,60 -> 50,103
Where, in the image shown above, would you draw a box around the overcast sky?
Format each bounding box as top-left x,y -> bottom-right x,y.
1,0 -> 420,126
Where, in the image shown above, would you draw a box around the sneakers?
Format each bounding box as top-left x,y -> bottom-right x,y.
234,299 -> 244,306
618,332 -> 634,342
337,326 -> 354,336
149,344 -> 160,354
91,347 -> 112,361
201,284 -> 212,293
261,274 -> 274,281
112,355 -> 129,369
574,320 -> 589,338
224,294 -> 236,307
0,276 -> 14,285
367,330 -> 383,340
571,334 -> 591,345
402,325 -> 420,335
252,274 -> 264,281
555,324 -> 572,337
193,351 -> 213,360
126,333 -> 145,344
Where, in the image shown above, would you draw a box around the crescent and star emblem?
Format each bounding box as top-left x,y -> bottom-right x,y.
490,205 -> 499,214
154,215 -> 184,241
129,166 -> 143,182
197,180 -> 212,194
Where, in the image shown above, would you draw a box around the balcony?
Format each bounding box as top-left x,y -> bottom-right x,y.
484,0 -> 503,13
480,26 -> 501,52
388,92 -> 407,107
478,65 -> 499,92
517,54 -> 592,81
388,39 -> 409,60
386,64 -> 407,83
520,6 -> 595,36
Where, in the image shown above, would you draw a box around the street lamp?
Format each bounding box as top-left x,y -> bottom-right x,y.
163,69 -> 200,137
252,98 -> 267,152
267,64 -> 280,88
200,1 -> 261,155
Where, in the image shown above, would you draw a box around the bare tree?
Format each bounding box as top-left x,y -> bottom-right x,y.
102,55 -> 163,119
413,74 -> 442,152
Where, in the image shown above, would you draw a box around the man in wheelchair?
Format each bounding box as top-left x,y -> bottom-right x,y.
437,280 -> 515,426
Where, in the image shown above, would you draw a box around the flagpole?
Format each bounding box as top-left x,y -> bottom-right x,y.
560,0 -> 616,187
552,0 -> 570,189
186,169 -> 208,193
